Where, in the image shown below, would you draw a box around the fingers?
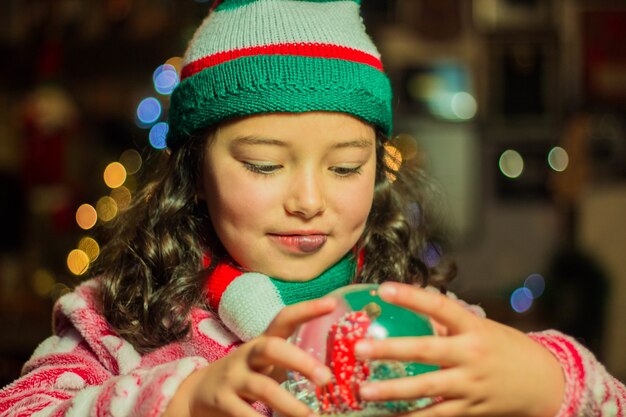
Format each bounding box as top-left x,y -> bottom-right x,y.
430,318 -> 449,336
243,374 -> 316,417
265,296 -> 337,339
359,368 -> 466,402
247,336 -> 332,386
207,390 -> 265,417
355,336 -> 465,367
378,283 -> 475,334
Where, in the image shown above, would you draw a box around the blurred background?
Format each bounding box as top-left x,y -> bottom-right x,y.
0,0 -> 625,386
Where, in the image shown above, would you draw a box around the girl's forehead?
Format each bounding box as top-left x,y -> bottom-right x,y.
215,112 -> 376,142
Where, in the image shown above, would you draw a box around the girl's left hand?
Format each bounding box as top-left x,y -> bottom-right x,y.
354,282 -> 565,417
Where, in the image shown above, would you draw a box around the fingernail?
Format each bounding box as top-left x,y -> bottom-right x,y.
313,366 -> 332,385
379,283 -> 397,298
354,341 -> 371,358
360,384 -> 378,400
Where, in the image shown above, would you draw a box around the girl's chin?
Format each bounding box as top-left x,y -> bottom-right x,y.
263,269 -> 322,282
257,258 -> 336,282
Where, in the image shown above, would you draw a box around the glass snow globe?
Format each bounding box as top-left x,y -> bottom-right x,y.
284,284 -> 438,416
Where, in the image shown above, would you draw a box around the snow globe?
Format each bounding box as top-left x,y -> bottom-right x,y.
284,284 -> 438,416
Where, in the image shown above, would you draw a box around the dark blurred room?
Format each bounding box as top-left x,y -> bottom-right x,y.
0,0 -> 625,386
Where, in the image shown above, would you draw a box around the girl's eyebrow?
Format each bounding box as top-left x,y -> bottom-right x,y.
231,136 -> 373,149
332,138 -> 373,149
231,136 -> 287,147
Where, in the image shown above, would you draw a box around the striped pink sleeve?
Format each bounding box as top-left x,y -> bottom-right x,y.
0,281 -> 209,417
529,330 -> 626,417
0,339 -> 207,417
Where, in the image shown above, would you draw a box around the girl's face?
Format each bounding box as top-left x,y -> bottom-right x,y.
200,112 -> 376,281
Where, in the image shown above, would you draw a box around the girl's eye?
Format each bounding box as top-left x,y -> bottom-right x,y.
331,166 -> 362,177
242,162 -> 281,175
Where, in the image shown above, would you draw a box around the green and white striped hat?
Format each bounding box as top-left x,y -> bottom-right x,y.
166,0 -> 393,148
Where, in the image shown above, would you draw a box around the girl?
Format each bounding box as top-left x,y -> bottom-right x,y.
1,1 -> 624,417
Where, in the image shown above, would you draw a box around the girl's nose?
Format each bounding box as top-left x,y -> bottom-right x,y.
285,170 -> 326,219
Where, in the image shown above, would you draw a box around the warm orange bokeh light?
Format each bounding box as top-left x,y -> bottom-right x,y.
67,249 -> 90,276
165,56 -> 183,75
110,186 -> 132,210
103,162 -> 127,189
96,196 -> 118,222
76,204 -> 98,230
78,237 -> 100,262
32,269 -> 55,297
384,144 -> 403,183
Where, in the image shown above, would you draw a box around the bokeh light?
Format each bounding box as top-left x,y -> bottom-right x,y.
110,186 -> 132,210
524,273 -> 545,299
499,149 -> 524,179
394,133 -> 418,161
165,56 -> 184,74
384,144 -> 403,183
153,64 -> 179,95
76,204 -> 98,230
136,97 -> 161,125
96,196 -> 118,222
422,243 -> 441,268
67,249 -> 90,276
451,92 -> 477,120
103,162 -> 127,189
548,146 -> 569,172
122,174 -> 138,193
119,149 -> 142,174
32,269 -> 56,297
510,287 -> 534,313
149,122 -> 169,149
51,283 -> 71,299
407,64 -> 474,121
78,237 -> 100,262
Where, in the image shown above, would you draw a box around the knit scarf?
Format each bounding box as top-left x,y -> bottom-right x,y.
204,253 -> 362,341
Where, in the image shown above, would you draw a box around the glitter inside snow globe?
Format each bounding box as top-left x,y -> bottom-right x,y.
284,284 -> 439,416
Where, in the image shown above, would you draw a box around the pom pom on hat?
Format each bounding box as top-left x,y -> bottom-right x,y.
166,0 -> 393,148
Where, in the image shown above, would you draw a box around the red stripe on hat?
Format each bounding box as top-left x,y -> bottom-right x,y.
181,43 -> 383,79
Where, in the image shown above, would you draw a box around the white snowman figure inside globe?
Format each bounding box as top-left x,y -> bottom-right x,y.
284,284 -> 439,417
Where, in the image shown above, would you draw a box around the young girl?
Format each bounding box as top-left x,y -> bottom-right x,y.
1,1 -> 625,416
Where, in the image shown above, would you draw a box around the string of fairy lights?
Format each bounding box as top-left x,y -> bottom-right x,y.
32,56 -> 184,299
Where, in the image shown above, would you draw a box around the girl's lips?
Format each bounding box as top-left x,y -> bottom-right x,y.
269,234 -> 328,253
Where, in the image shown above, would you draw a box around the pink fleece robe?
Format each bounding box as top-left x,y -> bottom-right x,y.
0,279 -> 624,417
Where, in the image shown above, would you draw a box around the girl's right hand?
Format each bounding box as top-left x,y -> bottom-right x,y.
170,297 -> 336,417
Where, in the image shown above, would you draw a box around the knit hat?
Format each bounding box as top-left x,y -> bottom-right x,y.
166,0 -> 392,148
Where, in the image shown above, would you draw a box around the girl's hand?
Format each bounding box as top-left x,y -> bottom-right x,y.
355,282 -> 565,417
174,297 -> 336,417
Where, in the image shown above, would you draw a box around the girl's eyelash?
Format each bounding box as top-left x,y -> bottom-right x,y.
331,166 -> 363,177
242,162 -> 362,177
242,162 -> 281,175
